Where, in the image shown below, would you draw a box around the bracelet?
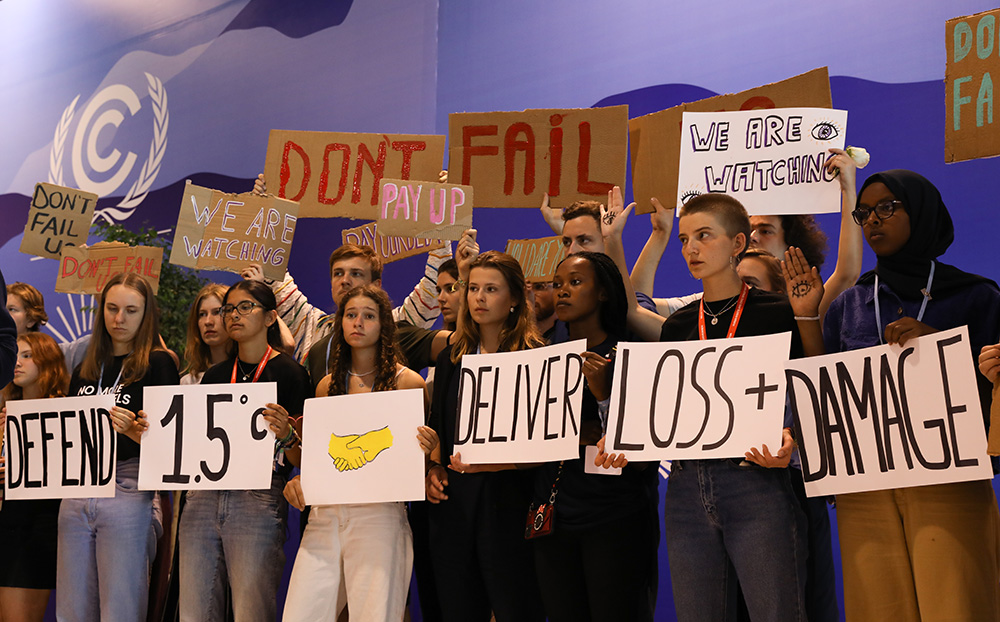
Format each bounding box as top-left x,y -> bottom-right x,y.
794,315 -> 820,321
277,426 -> 300,449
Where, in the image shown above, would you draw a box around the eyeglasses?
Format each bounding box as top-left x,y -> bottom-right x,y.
220,301 -> 262,318
852,200 -> 902,226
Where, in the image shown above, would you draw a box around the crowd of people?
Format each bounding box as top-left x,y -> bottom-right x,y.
1,151 -> 999,622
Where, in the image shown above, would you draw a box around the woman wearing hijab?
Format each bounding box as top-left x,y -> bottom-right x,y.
823,169 -> 1000,621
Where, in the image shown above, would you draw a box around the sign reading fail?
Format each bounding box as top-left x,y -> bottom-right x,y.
341,221 -> 444,264
629,67 -> 831,214
449,106 -> 628,208
170,182 -> 298,281
677,108 -> 847,215
4,395 -> 117,500
57,241 -> 162,295
20,183 -> 97,259
946,8 -> 1000,162
786,327 -> 992,497
263,130 -> 446,219
606,333 -> 791,461
454,340 -> 586,464
376,178 -> 472,241
138,383 -> 277,491
504,236 -> 566,283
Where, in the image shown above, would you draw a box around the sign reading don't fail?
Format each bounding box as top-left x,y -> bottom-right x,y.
20,183 -> 97,259
786,327 -> 992,497
454,340 -> 586,463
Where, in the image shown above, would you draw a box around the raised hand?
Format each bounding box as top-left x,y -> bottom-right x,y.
781,247 -> 823,317
240,263 -> 266,282
456,229 -> 480,280
649,197 -> 675,236
252,173 -> 267,196
825,148 -> 858,196
600,186 -> 635,241
540,193 -> 564,235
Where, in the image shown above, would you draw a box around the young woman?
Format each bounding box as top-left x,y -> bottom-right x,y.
6,282 -> 48,335
824,170 -> 1000,621
58,273 -> 179,621
736,248 -> 785,293
281,284 -> 436,621
532,251 -> 659,622
180,283 -> 231,385
425,250 -> 546,622
178,280 -> 309,622
0,333 -> 69,621
604,192 -> 824,622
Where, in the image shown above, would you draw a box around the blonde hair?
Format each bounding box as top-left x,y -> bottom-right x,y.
182,283 -> 229,377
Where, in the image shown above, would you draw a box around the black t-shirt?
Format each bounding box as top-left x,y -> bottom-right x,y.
201,351 -> 310,479
69,350 -> 180,462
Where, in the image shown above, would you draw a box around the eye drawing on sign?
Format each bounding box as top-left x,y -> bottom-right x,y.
680,189 -> 703,205
810,120 -> 841,142
327,426 -> 393,472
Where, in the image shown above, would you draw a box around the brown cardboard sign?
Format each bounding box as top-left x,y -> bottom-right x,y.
20,183 -> 98,259
341,221 -> 445,264
946,9 -> 1000,162
375,178 -> 472,241
57,242 -> 162,295
263,130 -> 446,219
629,67 -> 832,214
170,182 -> 299,281
504,236 -> 566,283
448,106 -> 628,208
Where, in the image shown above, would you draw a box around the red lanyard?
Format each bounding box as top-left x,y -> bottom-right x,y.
230,345 -> 273,383
698,283 -> 749,340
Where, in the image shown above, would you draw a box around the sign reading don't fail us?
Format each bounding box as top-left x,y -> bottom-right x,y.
454,340 -> 586,463
138,383 -> 277,491
4,395 -> 117,500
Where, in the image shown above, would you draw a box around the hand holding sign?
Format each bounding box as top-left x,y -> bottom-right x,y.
884,318 -> 938,347
978,344 -> 1000,383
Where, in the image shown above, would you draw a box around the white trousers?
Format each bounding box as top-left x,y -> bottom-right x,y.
282,502 -> 413,622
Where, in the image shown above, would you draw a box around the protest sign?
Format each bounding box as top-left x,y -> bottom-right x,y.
606,333 -> 791,460
504,236 -> 566,283
263,130 -> 446,219
169,182 -> 298,281
56,241 -> 162,295
375,178 -> 472,240
20,183 -> 97,259
138,383 -> 277,491
786,327 -> 992,497
946,9 -> 1000,162
4,395 -> 117,500
448,106 -> 628,208
341,221 -> 445,264
629,67 -> 832,214
454,340 -> 586,463
300,389 -> 425,505
676,107 -> 847,215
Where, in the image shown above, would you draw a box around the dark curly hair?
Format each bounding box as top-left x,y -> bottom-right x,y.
327,284 -> 403,396
555,252 -> 627,340
778,215 -> 827,272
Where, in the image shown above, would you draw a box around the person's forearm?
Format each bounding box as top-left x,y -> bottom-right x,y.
820,187 -> 862,319
631,230 -> 669,296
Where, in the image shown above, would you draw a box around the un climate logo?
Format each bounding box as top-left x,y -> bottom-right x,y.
48,72 -> 168,224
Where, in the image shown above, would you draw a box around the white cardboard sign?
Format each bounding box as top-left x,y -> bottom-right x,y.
138,383 -> 277,491
300,389 -> 425,505
786,327 -> 992,497
4,395 -> 117,499
454,340 -> 586,464
606,333 -> 791,460
676,107 -> 847,215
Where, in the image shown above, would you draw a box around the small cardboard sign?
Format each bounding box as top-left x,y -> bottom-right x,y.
504,236 -> 567,283
448,106 -> 628,208
56,242 -> 162,295
4,395 -> 117,500
946,9 -> 1000,162
300,389 -> 425,505
454,340 -> 587,464
375,178 -> 473,241
263,130 -> 446,219
676,108 -> 847,215
20,183 -> 97,259
341,221 -> 445,264
139,383 -> 278,491
786,327 -> 992,497
606,333 -> 791,460
629,67 -> 832,214
169,182 -> 299,281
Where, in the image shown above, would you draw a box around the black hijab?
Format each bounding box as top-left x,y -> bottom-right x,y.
856,169 -> 995,300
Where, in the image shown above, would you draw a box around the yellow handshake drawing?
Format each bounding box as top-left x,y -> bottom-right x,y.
327,426 -> 393,472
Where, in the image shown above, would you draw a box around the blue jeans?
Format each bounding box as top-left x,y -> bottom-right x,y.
664,459 -> 807,622
178,473 -> 288,622
56,458 -> 158,622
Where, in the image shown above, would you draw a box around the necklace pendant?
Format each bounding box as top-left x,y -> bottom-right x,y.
711,317 -> 719,325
